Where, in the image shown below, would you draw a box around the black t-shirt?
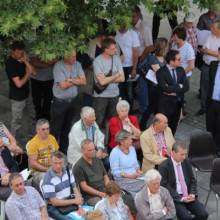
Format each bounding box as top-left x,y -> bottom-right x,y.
5,56 -> 29,101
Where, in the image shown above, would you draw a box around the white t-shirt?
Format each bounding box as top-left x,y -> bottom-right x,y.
203,33 -> 220,65
172,42 -> 195,77
115,29 -> 140,67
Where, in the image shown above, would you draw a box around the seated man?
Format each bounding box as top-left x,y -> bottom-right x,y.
5,173 -> 48,220
140,113 -> 175,172
135,169 -> 176,220
0,137 -> 19,201
159,142 -> 209,220
27,119 -> 59,188
42,151 -> 84,220
67,106 -> 107,166
73,139 -> 110,206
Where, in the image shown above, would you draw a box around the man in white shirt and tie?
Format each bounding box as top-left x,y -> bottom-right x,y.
159,142 -> 208,220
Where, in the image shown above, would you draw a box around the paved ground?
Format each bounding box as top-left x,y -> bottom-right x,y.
0,2 -> 218,219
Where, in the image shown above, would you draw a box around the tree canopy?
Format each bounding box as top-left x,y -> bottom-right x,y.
0,0 -> 219,62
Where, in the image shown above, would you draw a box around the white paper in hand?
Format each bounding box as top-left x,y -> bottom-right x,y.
20,168 -> 31,181
146,69 -> 158,84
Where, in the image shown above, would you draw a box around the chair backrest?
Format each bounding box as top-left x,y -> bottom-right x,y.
188,130 -> 216,158
210,158 -> 220,186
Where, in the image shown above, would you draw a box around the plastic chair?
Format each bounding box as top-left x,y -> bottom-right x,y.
188,130 -> 216,180
0,200 -> 5,220
205,158 -> 220,220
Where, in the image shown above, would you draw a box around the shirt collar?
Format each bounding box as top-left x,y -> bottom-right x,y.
171,156 -> 181,166
48,167 -> 65,178
81,119 -> 95,131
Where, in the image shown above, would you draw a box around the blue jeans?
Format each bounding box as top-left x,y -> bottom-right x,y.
138,77 -> 149,113
48,205 -> 73,220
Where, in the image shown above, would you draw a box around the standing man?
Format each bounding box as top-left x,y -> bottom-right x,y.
156,50 -> 189,134
159,143 -> 208,220
196,19 -> 220,116
6,173 -> 48,220
115,26 -> 140,110
5,41 -> 35,139
93,38 -> 124,128
206,60 -> 220,154
50,50 -> 86,154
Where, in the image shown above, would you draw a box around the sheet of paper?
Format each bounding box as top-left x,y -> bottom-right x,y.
146,69 -> 158,84
68,205 -> 93,220
20,168 -> 31,181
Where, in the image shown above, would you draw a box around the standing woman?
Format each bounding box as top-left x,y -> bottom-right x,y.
139,38 -> 168,130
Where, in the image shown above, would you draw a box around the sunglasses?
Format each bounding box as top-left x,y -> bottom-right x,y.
41,127 -> 49,131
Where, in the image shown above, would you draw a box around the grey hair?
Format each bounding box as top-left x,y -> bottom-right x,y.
81,139 -> 93,150
144,169 -> 161,184
172,142 -> 188,153
36,118 -> 49,130
9,173 -> 23,185
80,106 -> 95,119
116,100 -> 130,113
115,129 -> 132,143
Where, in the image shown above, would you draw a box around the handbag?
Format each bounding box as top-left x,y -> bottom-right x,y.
94,56 -> 113,94
57,166 -> 79,215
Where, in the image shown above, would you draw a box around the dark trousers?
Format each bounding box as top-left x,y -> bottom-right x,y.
119,67 -> 134,109
175,200 -> 208,220
140,81 -> 159,130
158,97 -> 182,134
93,97 -> 118,129
31,78 -> 53,120
47,205 -> 72,220
50,97 -> 80,154
206,100 -> 220,151
152,13 -> 178,41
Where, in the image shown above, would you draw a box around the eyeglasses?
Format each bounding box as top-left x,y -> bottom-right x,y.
41,127 -> 49,131
175,58 -> 181,61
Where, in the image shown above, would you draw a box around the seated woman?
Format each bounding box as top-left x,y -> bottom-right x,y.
108,100 -> 142,162
135,169 -> 176,220
95,181 -> 133,220
109,130 -> 145,197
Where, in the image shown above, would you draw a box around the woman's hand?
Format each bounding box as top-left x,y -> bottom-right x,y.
8,144 -> 23,155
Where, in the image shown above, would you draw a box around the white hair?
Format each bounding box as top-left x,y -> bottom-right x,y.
144,169 -> 161,184
80,106 -> 95,118
116,100 -> 130,112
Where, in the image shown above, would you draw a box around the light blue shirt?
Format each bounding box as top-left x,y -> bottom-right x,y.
212,64 -> 220,101
109,146 -> 139,179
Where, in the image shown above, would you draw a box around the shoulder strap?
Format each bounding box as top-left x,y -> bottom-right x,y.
66,165 -> 74,195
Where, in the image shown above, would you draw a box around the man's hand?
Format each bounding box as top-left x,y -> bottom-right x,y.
163,206 -> 168,215
1,173 -> 11,186
72,197 -> 84,206
96,150 -> 103,159
130,68 -> 136,79
181,195 -> 194,203
98,192 -> 106,198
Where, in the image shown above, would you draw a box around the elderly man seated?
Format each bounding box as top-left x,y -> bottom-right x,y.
67,106 -> 107,167
135,169 -> 176,220
73,139 -> 110,206
140,113 -> 175,172
27,119 -> 59,188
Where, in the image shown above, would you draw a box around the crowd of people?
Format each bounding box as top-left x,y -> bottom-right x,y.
1,4 -> 220,220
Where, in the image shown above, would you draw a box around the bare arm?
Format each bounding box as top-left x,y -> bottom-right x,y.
113,71 -> 125,83
131,47 -> 139,77
29,155 -> 48,172
140,45 -> 154,62
96,73 -> 119,86
184,59 -> 195,74
40,206 -> 48,220
80,181 -> 105,198
59,75 -> 86,89
201,47 -> 220,59
103,174 -> 110,186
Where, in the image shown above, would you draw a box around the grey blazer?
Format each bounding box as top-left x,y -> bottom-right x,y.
135,186 -> 176,220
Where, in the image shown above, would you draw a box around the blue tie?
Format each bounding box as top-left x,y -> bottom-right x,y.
172,69 -> 177,84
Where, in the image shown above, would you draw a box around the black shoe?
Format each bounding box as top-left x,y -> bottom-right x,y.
195,109 -> 205,116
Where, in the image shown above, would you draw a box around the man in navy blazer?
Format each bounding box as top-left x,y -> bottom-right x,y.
159,142 -> 208,220
156,50 -> 189,134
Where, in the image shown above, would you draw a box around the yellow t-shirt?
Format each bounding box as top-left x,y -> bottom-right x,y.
27,134 -> 59,168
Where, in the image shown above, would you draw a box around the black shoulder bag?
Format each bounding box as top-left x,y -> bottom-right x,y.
94,56 -> 113,94
57,166 -> 79,215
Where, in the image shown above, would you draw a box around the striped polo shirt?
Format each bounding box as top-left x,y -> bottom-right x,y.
42,166 -> 75,200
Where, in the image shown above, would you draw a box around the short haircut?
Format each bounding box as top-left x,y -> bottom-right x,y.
101,38 -> 116,51
115,129 -> 132,143
9,173 -> 23,185
154,37 -> 168,56
36,118 -> 49,130
165,50 -> 179,64
105,181 -> 121,196
214,18 -> 220,30
144,169 -> 161,184
173,27 -> 187,40
10,41 -> 25,50
85,210 -> 103,220
172,142 -> 188,153
51,151 -> 65,160
80,106 -> 95,119
116,99 -> 130,113
81,139 -> 93,150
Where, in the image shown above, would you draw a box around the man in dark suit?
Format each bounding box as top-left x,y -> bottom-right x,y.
159,142 -> 208,220
156,50 -> 189,134
206,60 -> 220,153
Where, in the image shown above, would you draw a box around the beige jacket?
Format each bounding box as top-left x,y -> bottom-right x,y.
140,126 -> 175,172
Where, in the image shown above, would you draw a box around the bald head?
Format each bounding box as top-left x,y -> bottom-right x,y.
152,113 -> 168,132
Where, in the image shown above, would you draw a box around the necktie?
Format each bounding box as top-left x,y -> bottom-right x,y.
176,163 -> 188,197
172,69 -> 177,83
